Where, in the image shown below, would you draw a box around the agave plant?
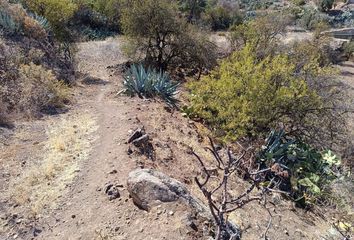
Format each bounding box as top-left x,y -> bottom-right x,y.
259,129 -> 296,165
257,129 -> 341,206
123,64 -> 179,106
30,13 -> 51,32
152,70 -> 179,106
0,10 -> 20,34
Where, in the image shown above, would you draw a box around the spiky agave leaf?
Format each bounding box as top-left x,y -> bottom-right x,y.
153,70 -> 180,106
29,13 -> 51,31
0,10 -> 20,34
124,64 -> 146,97
123,64 -> 179,106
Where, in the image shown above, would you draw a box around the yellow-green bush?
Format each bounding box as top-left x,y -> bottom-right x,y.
22,0 -> 77,39
188,44 -> 323,141
229,13 -> 291,58
92,0 -> 122,22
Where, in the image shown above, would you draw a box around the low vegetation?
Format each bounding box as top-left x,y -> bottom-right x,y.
257,130 -> 342,207
187,43 -> 342,145
123,64 -> 179,106
1,0 -> 353,239
229,13 -> 290,58
0,0 -> 73,123
186,10 -> 351,224
22,0 -> 77,37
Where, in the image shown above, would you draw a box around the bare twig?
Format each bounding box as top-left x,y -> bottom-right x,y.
194,137 -> 269,240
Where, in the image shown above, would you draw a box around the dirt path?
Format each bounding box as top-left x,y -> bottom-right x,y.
36,38 -> 199,240
37,38 -> 139,239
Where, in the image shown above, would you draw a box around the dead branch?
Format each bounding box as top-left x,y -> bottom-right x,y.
194,138 -> 270,240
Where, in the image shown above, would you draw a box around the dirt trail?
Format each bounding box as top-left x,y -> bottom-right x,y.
36,38 -> 198,240
37,38 -> 138,239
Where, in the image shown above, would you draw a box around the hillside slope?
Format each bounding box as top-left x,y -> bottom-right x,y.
0,37 -> 351,240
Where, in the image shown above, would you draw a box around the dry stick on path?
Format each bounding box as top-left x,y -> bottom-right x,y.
193,137 -> 272,240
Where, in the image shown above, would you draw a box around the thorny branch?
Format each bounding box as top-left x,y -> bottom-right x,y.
194,137 -> 272,240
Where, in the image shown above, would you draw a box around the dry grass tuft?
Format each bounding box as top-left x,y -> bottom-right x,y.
10,113 -> 98,217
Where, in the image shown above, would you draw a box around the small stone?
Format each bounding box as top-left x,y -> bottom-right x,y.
104,183 -> 121,200
109,169 -> 118,174
168,211 -> 174,216
127,147 -> 133,155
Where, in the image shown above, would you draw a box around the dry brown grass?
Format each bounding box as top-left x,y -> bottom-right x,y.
10,113 -> 98,218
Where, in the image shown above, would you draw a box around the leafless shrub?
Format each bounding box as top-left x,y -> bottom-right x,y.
193,137 -> 274,240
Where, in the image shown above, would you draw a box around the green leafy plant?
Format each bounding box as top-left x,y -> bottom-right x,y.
188,44 -> 323,141
203,4 -> 243,30
257,130 -> 341,206
343,41 -> 354,61
297,6 -> 331,30
123,64 -> 179,106
22,0 -> 78,40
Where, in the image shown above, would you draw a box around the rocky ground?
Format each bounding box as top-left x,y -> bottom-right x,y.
0,37 -> 352,240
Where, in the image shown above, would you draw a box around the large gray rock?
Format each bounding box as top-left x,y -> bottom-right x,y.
127,169 -> 241,239
127,168 -> 208,215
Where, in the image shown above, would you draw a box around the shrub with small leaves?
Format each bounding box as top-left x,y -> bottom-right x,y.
18,63 -> 70,115
22,0 -> 77,40
297,6 -> 332,30
188,44 -> 322,141
343,41 -> 354,61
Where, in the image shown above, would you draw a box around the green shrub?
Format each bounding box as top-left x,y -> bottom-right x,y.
229,13 -> 291,58
298,6 -> 331,30
316,0 -> 334,12
203,5 -> 243,30
292,0 -> 306,6
123,64 -> 179,106
188,44 -> 323,141
73,0 -> 122,33
257,130 -> 341,207
121,0 -> 216,71
92,0 -> 122,29
343,41 -> 354,61
178,0 -> 206,23
240,0 -> 274,10
22,0 -> 77,40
